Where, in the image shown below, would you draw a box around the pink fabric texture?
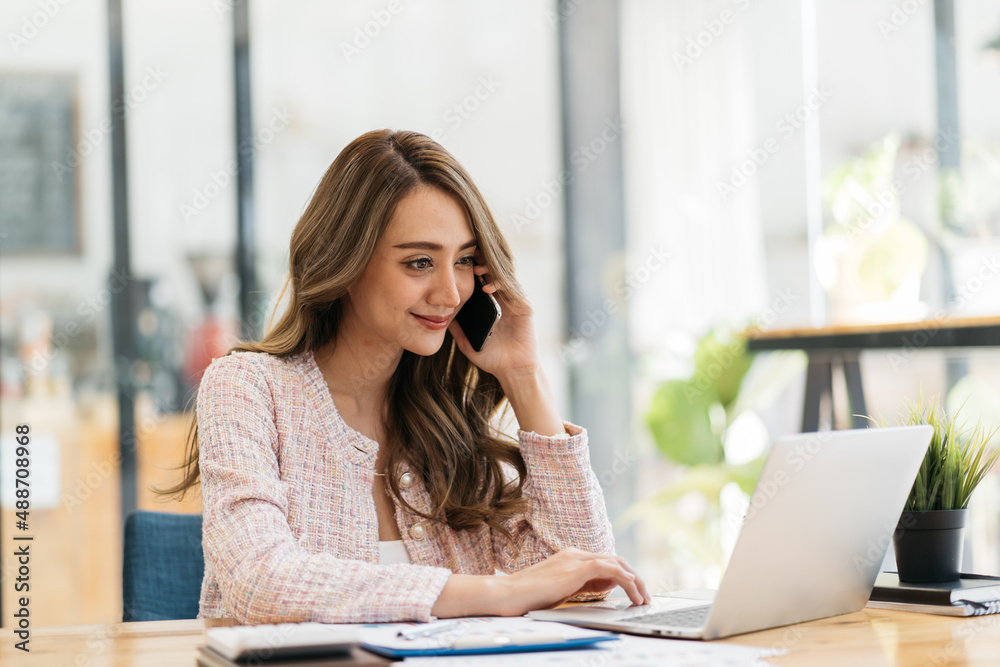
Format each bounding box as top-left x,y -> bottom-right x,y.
197,350 -> 615,623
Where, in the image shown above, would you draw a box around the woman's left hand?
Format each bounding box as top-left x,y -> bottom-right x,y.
447,264 -> 539,386
450,265 -> 565,436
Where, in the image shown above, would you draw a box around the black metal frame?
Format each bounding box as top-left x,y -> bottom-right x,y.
748,321 -> 999,431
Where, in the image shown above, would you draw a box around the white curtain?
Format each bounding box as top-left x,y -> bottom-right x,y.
621,0 -> 768,353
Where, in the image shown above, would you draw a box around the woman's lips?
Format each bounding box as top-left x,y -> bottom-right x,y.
413,314 -> 450,330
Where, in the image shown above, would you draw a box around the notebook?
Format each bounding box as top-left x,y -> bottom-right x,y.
529,425 -> 933,639
205,623 -> 359,662
868,572 -> 1000,616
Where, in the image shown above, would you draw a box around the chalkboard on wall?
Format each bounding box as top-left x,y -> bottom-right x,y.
0,74 -> 79,254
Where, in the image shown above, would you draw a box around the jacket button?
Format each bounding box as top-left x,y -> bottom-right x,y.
409,523 -> 426,540
399,472 -> 414,489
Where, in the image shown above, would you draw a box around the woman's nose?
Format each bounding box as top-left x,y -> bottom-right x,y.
429,267 -> 461,308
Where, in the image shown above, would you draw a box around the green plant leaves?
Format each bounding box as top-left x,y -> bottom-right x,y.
645,330 -> 754,467
892,395 -> 1000,511
692,331 -> 752,407
646,379 -> 723,466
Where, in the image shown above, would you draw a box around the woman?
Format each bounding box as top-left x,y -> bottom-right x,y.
169,129 -> 649,624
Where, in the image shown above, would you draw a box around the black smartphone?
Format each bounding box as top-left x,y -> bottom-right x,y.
456,275 -> 502,352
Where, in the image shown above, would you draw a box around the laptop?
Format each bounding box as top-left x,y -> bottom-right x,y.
529,425 -> 933,640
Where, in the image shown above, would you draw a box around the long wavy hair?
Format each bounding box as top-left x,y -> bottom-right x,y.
164,129 -> 530,537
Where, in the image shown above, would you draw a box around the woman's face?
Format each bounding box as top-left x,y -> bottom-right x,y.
345,185 -> 478,357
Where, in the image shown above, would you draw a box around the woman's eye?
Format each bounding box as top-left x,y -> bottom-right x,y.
407,258 -> 432,270
458,255 -> 476,267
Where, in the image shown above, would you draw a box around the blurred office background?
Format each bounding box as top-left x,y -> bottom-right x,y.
1,0 -> 998,625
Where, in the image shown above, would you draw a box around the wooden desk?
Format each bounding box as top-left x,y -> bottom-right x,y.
745,315 -> 1000,431
7,610 -> 1000,666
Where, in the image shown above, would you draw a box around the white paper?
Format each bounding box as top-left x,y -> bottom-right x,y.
401,633 -> 784,666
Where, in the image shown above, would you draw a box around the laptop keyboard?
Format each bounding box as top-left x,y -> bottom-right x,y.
620,604 -> 712,628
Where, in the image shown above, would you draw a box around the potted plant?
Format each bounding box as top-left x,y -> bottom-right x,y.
872,396 -> 1000,583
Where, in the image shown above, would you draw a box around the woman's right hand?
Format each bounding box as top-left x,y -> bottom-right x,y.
494,548 -> 651,616
431,548 -> 650,618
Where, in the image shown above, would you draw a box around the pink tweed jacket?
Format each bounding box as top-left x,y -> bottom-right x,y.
196,350 -> 615,624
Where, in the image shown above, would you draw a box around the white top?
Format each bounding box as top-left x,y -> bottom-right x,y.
378,540 -> 412,565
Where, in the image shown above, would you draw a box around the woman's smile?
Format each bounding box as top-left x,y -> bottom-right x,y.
412,312 -> 451,330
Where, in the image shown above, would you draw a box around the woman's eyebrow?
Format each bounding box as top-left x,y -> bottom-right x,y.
392,239 -> 478,251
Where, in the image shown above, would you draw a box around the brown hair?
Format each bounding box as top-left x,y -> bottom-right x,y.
164,129 -> 530,536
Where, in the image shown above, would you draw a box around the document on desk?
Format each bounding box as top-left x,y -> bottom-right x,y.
348,617 -> 618,658
400,634 -> 785,665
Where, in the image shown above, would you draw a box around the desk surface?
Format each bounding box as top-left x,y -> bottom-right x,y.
8,610 -> 1000,666
745,315 -> 1000,351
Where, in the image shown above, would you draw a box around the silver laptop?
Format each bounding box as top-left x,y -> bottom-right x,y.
529,425 -> 932,640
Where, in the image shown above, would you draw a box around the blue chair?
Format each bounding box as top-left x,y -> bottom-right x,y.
122,510 -> 204,622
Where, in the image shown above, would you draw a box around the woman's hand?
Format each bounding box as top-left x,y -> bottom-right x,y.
431,549 -> 651,618
447,265 -> 565,435
495,548 -> 651,616
447,264 -> 539,387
